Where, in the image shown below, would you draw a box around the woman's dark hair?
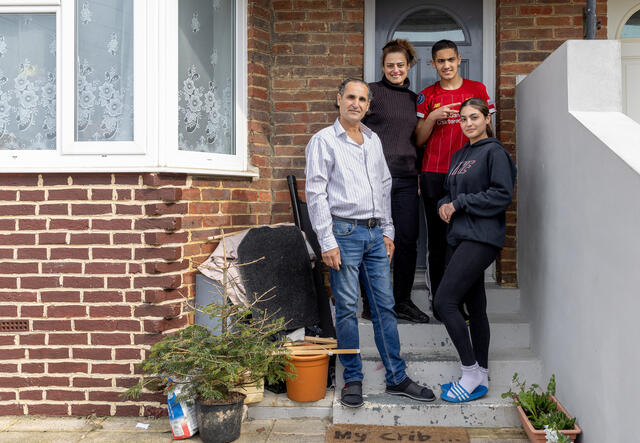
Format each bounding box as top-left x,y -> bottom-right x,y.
460,98 -> 493,138
381,39 -> 417,67
431,39 -> 458,60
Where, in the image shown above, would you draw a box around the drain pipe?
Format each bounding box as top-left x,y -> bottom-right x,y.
584,0 -> 597,39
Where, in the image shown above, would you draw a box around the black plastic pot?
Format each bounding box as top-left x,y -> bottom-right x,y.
196,393 -> 246,443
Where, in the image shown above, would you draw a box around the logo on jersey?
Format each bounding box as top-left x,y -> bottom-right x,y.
433,103 -> 440,109
417,93 -> 425,105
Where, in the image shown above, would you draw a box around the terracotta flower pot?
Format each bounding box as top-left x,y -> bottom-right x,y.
285,352 -> 329,402
516,394 -> 582,442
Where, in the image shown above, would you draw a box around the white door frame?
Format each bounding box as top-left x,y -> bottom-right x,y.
363,0 -> 496,103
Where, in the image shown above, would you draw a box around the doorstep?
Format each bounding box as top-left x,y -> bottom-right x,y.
246,388 -> 335,420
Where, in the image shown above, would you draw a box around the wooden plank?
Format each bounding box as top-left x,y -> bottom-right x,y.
304,336 -> 337,344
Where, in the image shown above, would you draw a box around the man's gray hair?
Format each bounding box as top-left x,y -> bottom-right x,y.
337,78 -> 373,102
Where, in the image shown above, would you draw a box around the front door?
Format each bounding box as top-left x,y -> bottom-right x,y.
374,0 -> 485,272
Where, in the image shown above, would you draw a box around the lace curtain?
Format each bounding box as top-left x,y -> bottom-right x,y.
0,14 -> 56,150
178,0 -> 235,155
75,0 -> 134,142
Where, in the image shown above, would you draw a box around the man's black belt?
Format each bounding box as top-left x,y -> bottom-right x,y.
332,215 -> 380,228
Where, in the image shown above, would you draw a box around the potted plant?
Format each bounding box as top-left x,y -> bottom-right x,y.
502,374 -> 582,442
126,244 -> 294,443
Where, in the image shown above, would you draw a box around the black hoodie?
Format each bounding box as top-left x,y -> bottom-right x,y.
438,137 -> 517,249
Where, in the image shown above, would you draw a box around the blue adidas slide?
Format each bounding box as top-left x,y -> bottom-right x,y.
440,382 -> 488,403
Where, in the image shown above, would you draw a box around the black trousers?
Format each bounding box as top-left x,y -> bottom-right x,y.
419,172 -> 448,298
361,176 -> 419,308
434,241 -> 499,368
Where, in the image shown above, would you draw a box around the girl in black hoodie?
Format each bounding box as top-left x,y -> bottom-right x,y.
436,98 -> 516,403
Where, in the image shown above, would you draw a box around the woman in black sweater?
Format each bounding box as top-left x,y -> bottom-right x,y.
360,40 -> 429,324
436,98 -> 516,403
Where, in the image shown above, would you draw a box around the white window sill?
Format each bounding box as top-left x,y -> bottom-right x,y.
0,165 -> 260,178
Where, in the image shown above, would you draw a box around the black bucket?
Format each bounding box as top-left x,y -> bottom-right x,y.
196,393 -> 245,443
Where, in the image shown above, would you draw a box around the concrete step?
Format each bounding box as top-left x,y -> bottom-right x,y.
336,348 -> 543,393
407,284 -> 521,316
358,313 -> 531,353
246,389 -> 334,420
332,386 -> 521,427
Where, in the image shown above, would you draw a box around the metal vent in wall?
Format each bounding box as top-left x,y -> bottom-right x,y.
0,320 -> 29,332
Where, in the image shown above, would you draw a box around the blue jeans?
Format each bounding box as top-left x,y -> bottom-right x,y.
330,220 -> 407,386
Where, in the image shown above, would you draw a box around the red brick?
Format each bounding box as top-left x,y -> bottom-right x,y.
39,204 -> 68,215
135,247 -> 181,261
19,334 -> 44,345
20,305 -> 44,317
83,291 -> 123,303
107,277 -> 131,289
143,288 -> 187,304
114,173 -> 142,185
29,348 -> 69,359
145,260 -> 189,274
144,231 -> 188,246
48,188 -> 88,200
0,248 -> 14,258
28,404 -> 68,416
0,261 -> 38,274
21,276 -> 60,289
115,405 -> 141,416
32,319 -> 72,331
50,248 -> 89,260
17,248 -> 46,259
115,348 -> 141,360
25,376 -> 70,386
42,262 -> 83,274
143,316 -> 188,333
89,305 -> 131,317
92,248 -> 132,260
73,348 -> 112,360
49,333 -> 88,345
90,333 -> 131,346
92,219 -> 132,230
85,263 -> 127,274
38,232 -> 67,245
0,335 -> 15,345
133,275 -> 181,290
47,389 -> 86,400
113,233 -> 142,244
20,390 -> 42,400
0,305 -> 17,316
115,204 -> 143,215
135,188 -> 182,201
69,233 -> 111,245
134,303 -> 182,319
91,189 -> 114,200
0,404 -> 24,415
74,320 -> 140,332
46,305 -> 86,318
0,233 -> 36,245
0,205 -> 36,216
88,390 -> 126,402
2,349 -> 25,359
142,173 -> 187,187
63,276 -> 104,288
134,217 -> 181,231
144,406 -> 168,417
72,404 -> 111,416
41,291 -> 81,303
18,219 -> 47,230
0,391 -> 16,401
71,204 -> 112,216
92,364 -> 131,374
72,377 -> 112,387
49,219 -> 90,230
0,190 -> 17,200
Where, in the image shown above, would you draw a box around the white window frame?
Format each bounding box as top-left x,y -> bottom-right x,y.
0,0 -> 253,177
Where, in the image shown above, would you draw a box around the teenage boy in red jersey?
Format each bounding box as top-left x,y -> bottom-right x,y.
415,40 -> 495,319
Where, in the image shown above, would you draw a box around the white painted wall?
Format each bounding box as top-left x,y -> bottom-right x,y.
517,40 -> 640,443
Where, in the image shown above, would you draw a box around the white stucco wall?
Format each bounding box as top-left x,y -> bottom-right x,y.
608,0 -> 640,39
517,40 -> 640,443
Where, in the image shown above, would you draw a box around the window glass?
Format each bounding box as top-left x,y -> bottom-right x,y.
0,13 -> 56,150
178,0 -> 235,154
75,0 -> 134,141
393,9 -> 465,43
621,10 -> 640,38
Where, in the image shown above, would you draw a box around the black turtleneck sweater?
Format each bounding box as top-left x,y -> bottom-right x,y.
362,77 -> 419,178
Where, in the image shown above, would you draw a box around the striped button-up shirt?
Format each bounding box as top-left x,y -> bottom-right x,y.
305,118 -> 394,253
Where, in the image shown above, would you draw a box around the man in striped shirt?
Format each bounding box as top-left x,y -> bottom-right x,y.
305,78 -> 435,408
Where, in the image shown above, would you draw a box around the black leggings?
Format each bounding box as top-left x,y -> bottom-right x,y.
434,241 -> 499,368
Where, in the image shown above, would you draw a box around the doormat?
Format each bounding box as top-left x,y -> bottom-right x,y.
326,424 -> 469,443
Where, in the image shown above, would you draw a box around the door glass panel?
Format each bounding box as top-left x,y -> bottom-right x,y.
0,13 -> 56,150
178,0 -> 235,154
621,10 -> 640,38
75,0 -> 134,142
392,9 -> 465,43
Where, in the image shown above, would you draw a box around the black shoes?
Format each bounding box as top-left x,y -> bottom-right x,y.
340,381 -> 364,408
386,377 -> 436,402
395,300 -> 430,323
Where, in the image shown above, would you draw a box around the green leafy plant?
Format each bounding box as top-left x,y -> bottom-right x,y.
126,236 -> 295,404
502,373 -> 576,431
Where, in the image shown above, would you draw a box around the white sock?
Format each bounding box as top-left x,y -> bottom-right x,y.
447,362 -> 482,399
479,366 -> 489,388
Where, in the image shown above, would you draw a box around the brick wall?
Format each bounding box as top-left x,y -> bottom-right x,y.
269,0 -> 364,214
494,0 -> 607,285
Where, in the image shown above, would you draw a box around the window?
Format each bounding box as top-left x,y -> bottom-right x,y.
0,0 -> 250,176
392,9 -> 467,44
621,9 -> 640,39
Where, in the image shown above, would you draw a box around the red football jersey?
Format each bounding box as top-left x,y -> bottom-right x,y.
416,79 -> 495,173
